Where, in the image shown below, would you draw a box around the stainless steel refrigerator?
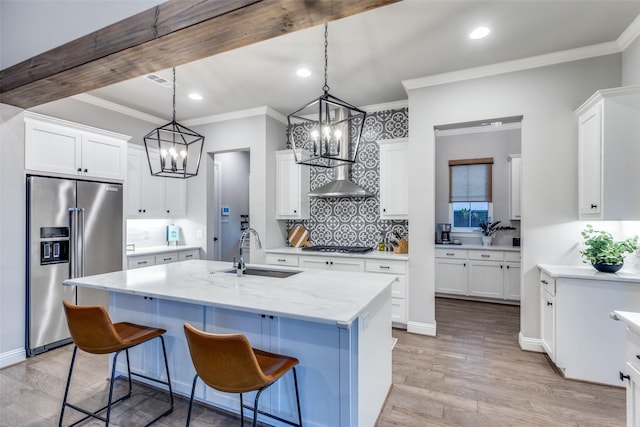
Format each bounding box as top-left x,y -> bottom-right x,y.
26,176 -> 123,356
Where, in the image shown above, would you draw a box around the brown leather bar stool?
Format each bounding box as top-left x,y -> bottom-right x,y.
183,323 -> 302,427
59,300 -> 174,426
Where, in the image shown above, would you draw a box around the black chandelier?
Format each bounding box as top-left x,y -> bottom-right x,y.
143,67 -> 204,178
287,23 -> 367,168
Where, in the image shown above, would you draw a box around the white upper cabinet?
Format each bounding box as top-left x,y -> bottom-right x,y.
127,145 -> 186,218
508,154 -> 522,220
24,112 -> 130,180
575,85 -> 640,220
378,138 -> 408,219
275,150 -> 309,219
25,112 -> 129,181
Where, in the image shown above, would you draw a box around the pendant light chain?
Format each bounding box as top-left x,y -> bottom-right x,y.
172,67 -> 177,123
322,23 -> 330,94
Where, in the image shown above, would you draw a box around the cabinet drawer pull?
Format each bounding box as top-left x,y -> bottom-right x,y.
481,254 -> 490,258
547,301 -> 553,307
163,257 -> 172,261
636,355 -> 640,360
277,258 -> 286,262
379,265 -> 390,269
591,204 -> 598,209
446,253 -> 455,256
620,372 -> 631,382
541,279 -> 549,284
185,254 -> 193,258
138,261 -> 148,265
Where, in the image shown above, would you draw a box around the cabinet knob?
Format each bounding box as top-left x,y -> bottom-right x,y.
293,210 -> 297,213
500,265 -> 504,269
541,279 -> 548,284
620,372 -> 631,382
636,355 -> 640,360
143,209 -> 146,213
84,168 -> 88,173
383,208 -> 386,212
590,204 -> 598,209
77,168 -> 82,172
326,261 -> 329,265
166,210 -> 170,213
547,301 -> 553,307
138,209 -> 142,213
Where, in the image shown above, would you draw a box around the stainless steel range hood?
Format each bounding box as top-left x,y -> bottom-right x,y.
308,108 -> 372,198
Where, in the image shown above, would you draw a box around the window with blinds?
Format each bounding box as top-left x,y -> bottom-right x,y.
449,158 -> 493,229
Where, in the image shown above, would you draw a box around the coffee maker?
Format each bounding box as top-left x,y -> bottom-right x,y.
435,223 -> 451,244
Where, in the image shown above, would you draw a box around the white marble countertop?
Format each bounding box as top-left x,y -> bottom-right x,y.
434,243 -> 521,252
266,246 -> 409,261
126,245 -> 201,257
612,311 -> 640,336
538,264 -> 640,283
64,260 -> 393,327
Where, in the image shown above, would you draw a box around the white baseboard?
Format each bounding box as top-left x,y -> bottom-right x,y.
0,348 -> 26,369
519,332 -> 544,352
406,320 -> 437,336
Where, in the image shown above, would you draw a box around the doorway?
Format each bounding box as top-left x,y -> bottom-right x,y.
207,150 -> 250,262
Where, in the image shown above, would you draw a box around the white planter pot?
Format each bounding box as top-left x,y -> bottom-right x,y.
481,236 -> 493,246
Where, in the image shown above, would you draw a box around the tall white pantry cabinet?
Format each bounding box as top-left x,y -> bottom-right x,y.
575,85 -> 640,220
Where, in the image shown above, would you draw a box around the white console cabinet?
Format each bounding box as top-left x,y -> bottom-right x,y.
24,112 -> 129,181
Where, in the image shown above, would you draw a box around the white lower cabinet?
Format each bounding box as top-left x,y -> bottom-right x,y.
299,255 -> 364,272
266,252 -> 408,327
127,249 -> 200,269
365,259 -> 408,326
539,271 -> 556,360
435,248 -> 521,301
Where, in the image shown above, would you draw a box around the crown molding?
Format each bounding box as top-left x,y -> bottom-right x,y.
183,106 -> 287,127
362,99 -> 408,113
435,121 -> 522,137
72,93 -> 165,124
618,14 -> 640,50
403,41 -> 621,91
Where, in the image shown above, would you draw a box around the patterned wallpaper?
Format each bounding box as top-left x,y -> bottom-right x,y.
288,107 -> 409,247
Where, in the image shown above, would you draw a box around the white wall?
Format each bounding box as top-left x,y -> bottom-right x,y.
622,36 -> 640,86
185,110 -> 286,264
406,54 -> 622,341
0,103 -> 26,366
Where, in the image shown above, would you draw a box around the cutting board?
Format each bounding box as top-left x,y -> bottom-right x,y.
288,225 -> 312,248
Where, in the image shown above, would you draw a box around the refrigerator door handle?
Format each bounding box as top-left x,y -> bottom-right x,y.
69,207 -> 82,279
78,207 -> 85,278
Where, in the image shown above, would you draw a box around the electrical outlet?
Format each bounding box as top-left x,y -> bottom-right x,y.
196,229 -> 203,238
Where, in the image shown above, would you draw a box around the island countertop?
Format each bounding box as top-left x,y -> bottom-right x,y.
63,260 -> 394,327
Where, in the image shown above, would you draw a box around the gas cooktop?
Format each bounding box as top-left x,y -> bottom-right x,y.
301,245 -> 373,254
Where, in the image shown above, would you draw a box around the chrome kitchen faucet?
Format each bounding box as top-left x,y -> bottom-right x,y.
235,228 -> 262,276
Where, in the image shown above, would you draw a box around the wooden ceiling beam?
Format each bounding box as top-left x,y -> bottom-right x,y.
0,0 -> 399,109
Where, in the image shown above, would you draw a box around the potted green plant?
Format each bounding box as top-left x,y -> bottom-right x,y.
478,221 -> 516,246
580,225 -> 638,273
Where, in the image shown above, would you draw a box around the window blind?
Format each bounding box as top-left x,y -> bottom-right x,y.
449,158 -> 493,202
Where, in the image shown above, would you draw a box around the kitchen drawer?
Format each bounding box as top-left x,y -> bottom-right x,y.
539,271 -> 556,296
391,275 -> 407,299
392,297 -> 407,325
435,248 -> 467,259
468,250 -> 504,261
128,255 -> 155,269
627,329 -> 640,371
265,253 -> 299,267
179,249 -> 200,261
155,252 -> 179,265
365,259 -> 407,275
504,252 -> 521,262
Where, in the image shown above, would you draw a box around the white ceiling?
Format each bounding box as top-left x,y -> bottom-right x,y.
80,0 -> 640,123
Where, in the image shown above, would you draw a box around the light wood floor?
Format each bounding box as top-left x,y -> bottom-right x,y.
0,298 -> 626,426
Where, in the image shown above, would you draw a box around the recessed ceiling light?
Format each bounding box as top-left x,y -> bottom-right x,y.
188,93 -> 203,101
469,26 -> 490,40
296,68 -> 311,77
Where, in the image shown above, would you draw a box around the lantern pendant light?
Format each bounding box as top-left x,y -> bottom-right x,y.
143,67 -> 204,178
287,23 -> 367,168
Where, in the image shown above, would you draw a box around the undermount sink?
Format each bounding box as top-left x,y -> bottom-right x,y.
223,267 -> 301,278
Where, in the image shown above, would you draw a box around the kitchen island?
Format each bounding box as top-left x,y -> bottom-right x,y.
64,260 -> 393,427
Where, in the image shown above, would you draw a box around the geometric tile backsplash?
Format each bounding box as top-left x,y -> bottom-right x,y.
287,107 -> 409,248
